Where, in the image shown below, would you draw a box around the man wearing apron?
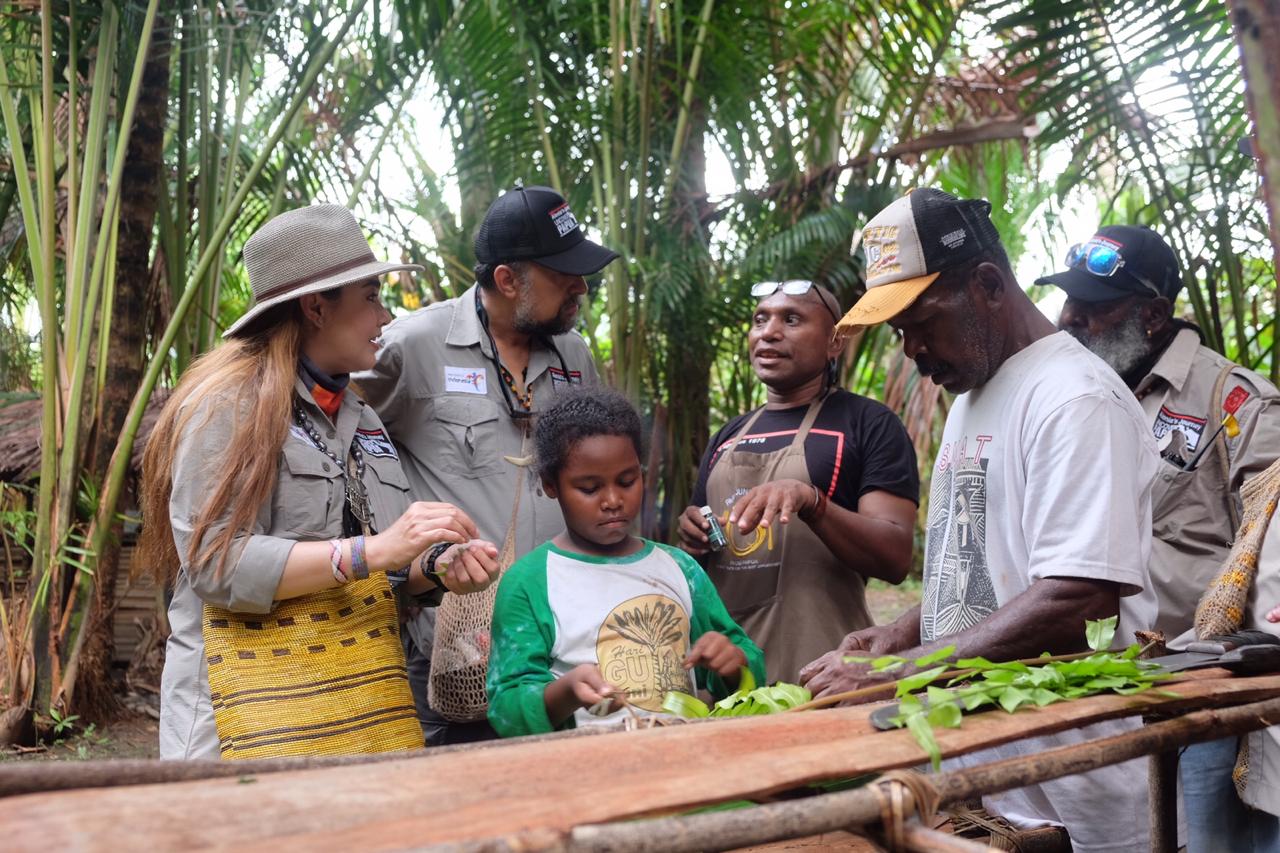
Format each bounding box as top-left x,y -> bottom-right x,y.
678,282 -> 920,683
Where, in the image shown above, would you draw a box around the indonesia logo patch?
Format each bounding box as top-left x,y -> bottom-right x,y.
355,428 -> 398,459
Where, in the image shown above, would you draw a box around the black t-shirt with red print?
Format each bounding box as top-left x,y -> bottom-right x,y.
691,389 -> 920,512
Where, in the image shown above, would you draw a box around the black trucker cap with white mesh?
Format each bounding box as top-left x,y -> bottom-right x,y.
838,188 -> 1001,331
474,183 -> 620,277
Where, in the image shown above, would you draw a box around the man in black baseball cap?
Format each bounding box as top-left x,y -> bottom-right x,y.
1049,224 -> 1280,848
357,182 -> 618,745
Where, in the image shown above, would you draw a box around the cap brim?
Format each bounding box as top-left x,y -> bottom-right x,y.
223,259 -> 425,338
1035,267 -> 1145,302
836,273 -> 939,334
533,238 -> 620,276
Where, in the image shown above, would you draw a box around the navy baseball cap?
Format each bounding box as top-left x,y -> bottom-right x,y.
474,183 -> 619,276
1037,225 -> 1182,303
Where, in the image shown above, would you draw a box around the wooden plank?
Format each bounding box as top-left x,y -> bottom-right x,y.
4,672 -> 1278,852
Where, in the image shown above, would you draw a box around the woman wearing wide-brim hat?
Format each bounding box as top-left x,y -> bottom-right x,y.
141,204 -> 501,760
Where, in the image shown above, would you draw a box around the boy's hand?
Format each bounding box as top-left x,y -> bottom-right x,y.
569,664 -> 623,709
684,632 -> 747,679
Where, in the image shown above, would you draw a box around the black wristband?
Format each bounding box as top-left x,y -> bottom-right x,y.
419,542 -> 452,588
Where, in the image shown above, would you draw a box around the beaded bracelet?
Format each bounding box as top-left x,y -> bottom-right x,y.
351,535 -> 370,580
329,538 -> 347,584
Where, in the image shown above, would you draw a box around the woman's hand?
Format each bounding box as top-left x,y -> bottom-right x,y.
367,501 -> 478,573
436,539 -> 501,595
684,632 -> 747,679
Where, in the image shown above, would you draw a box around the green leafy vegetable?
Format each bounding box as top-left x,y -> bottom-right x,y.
663,668 -> 812,720
883,618 -> 1169,770
1086,615 -> 1118,652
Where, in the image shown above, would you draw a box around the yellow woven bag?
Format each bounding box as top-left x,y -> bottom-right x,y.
204,574 -> 422,759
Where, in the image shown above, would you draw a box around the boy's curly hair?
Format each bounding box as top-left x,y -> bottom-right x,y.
534,386 -> 644,482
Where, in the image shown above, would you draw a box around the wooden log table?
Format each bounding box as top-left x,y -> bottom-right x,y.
3,670 -> 1278,852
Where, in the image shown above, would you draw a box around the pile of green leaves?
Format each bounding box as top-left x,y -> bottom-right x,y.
858,617 -> 1172,769
662,668 -> 812,718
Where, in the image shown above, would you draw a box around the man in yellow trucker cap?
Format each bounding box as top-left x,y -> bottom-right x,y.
799,189 -> 1160,851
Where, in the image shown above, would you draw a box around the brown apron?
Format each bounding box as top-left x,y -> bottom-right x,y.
705,392 -> 873,683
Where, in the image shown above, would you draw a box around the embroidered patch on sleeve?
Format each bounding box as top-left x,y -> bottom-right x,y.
355,428 -> 398,459
1153,405 -> 1206,453
1223,385 -> 1251,415
444,366 -> 488,395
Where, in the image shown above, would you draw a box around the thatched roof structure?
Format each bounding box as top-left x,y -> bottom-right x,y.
0,390 -> 169,484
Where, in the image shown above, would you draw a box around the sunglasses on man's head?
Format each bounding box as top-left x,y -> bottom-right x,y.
750,280 -> 839,323
1064,242 -> 1159,296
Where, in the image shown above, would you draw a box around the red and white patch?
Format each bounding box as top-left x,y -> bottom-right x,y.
1223,385 -> 1251,415
548,202 -> 580,238
549,366 -> 583,389
355,428 -> 398,459
1153,405 -> 1206,453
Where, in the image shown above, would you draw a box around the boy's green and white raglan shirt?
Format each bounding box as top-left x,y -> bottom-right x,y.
486,539 -> 765,737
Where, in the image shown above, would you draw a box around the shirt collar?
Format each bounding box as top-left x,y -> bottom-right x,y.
445,283 -> 489,355
1140,327 -> 1200,395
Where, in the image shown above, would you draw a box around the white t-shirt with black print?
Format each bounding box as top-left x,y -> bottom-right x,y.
922,331 -> 1159,853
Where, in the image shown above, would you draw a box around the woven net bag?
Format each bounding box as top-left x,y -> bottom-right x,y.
428,450 -> 529,722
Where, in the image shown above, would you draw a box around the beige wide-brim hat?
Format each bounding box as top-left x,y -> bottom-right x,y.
224,204 -> 424,338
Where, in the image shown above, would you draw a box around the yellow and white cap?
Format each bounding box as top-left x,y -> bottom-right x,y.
838,189 -> 999,333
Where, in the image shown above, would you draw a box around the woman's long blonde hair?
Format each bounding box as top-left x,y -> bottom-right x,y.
138,306 -> 304,582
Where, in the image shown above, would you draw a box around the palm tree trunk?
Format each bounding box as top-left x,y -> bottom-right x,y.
1228,0 -> 1280,383
73,10 -> 172,719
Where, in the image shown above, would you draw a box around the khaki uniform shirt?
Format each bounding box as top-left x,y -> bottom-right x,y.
1138,328 -> 1280,645
356,284 -> 599,649
159,378 -> 414,759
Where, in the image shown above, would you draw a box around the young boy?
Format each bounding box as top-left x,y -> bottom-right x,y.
486,388 -> 766,737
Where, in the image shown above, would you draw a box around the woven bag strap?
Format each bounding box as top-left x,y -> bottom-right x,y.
1210,362 -> 1241,531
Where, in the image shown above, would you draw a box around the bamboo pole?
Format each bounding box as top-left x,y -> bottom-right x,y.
53,0 -> 160,633
27,0 -> 61,712
1148,750 -> 1179,853
86,0 -> 367,569
659,0 -> 715,208
1227,0 -> 1280,383
549,695 -> 1280,853
0,717 -> 621,798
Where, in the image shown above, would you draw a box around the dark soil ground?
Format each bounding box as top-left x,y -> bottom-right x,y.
5,580 -> 923,762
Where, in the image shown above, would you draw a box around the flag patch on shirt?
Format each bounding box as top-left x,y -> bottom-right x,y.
444,366 -> 487,395
549,366 -> 583,389
1223,385 -> 1251,415
1153,405 -> 1206,453
355,428 -> 398,459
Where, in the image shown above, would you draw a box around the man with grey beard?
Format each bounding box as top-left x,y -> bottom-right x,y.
1046,225 -> 1280,851
358,183 -> 617,744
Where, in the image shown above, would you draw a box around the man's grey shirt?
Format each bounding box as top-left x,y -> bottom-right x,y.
356,284 -> 599,649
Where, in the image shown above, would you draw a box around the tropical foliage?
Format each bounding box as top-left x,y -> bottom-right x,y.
0,0 -> 1274,729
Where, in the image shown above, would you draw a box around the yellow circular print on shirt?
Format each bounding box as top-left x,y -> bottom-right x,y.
597,594 -> 691,712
